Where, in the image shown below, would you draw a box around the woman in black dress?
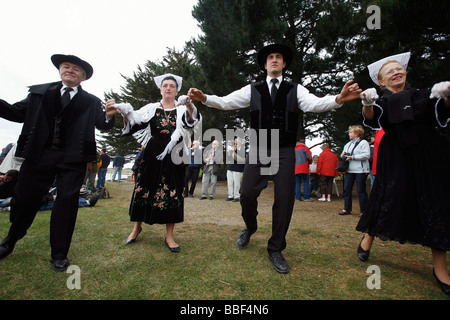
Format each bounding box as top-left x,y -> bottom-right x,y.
108,74 -> 201,252
356,52 -> 450,295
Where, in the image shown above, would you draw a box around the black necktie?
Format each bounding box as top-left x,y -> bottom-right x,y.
61,87 -> 73,107
270,78 -> 278,104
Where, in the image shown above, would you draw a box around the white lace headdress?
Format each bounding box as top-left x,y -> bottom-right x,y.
154,73 -> 183,92
367,52 -> 411,86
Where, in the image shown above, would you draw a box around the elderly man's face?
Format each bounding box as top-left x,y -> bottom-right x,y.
59,62 -> 86,87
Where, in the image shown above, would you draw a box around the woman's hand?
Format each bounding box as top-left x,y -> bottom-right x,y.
360,88 -> 379,106
430,81 -> 450,107
359,88 -> 378,121
109,100 -> 133,122
430,81 -> 450,99
176,95 -> 192,107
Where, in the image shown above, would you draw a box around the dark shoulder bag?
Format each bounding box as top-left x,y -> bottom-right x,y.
336,139 -> 362,172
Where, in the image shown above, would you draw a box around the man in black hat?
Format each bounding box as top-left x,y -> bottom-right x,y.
0,54 -> 117,271
188,43 -> 361,273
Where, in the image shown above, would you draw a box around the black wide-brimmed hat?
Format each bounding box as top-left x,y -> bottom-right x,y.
257,43 -> 293,71
51,54 -> 94,79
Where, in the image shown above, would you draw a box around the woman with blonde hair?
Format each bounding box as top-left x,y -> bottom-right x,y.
338,125 -> 370,215
357,52 -> 450,295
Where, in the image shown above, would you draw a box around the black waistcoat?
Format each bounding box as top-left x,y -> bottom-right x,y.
250,80 -> 299,148
42,85 -> 77,149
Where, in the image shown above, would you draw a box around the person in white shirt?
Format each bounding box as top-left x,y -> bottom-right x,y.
188,43 -> 361,274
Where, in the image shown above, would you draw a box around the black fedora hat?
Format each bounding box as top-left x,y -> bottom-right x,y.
51,54 -> 94,79
257,43 -> 293,72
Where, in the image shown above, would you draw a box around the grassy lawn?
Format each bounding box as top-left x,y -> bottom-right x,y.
0,178 -> 448,301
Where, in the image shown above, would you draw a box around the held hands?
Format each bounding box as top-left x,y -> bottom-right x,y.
360,88 -> 379,106
176,95 -> 192,107
430,81 -> 450,99
187,88 -> 207,103
335,80 -> 362,104
177,94 -> 196,122
106,99 -> 133,115
114,102 -> 134,115
105,99 -> 119,118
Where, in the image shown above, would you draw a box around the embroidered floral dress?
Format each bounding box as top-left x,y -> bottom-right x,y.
129,107 -> 186,224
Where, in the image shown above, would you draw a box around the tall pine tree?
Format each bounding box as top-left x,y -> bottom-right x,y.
99,0 -> 449,154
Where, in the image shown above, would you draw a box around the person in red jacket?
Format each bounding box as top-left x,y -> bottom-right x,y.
316,143 -> 339,202
294,140 -> 312,201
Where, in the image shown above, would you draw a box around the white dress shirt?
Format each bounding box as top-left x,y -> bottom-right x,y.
204,77 -> 342,113
60,85 -> 78,100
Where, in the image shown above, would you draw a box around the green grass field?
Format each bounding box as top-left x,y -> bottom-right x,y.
0,179 -> 448,301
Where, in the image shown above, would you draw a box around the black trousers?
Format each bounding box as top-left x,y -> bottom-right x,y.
239,147 -> 295,253
185,166 -> 200,196
7,148 -> 86,260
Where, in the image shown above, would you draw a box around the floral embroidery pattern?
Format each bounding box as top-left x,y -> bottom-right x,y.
134,176 -> 182,211
131,108 -> 182,212
155,111 -> 176,135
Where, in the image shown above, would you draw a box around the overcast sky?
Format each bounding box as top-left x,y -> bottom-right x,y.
0,0 -> 201,152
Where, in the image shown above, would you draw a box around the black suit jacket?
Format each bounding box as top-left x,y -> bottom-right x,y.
0,81 -> 115,163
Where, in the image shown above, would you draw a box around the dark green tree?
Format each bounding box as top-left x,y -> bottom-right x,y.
99,0 -> 449,155
192,0 -> 367,150
191,0 -> 449,151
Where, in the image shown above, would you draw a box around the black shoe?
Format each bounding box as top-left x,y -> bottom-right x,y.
0,240 -> 14,260
237,229 -> 253,248
209,196 -> 214,200
199,196 -> 207,200
125,226 -> 142,244
433,269 -> 450,296
357,236 -> 370,262
51,257 -> 70,272
225,198 -> 233,201
268,251 -> 289,274
88,194 -> 100,207
165,238 -> 180,253
338,210 -> 351,215
232,198 -> 240,202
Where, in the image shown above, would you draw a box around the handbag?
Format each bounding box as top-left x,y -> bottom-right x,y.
336,139 -> 362,172
336,156 -> 350,172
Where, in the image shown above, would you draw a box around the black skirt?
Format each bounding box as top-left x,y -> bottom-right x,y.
128,109 -> 185,225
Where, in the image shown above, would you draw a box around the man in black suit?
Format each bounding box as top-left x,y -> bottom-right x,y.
0,54 -> 117,271
189,44 -> 361,273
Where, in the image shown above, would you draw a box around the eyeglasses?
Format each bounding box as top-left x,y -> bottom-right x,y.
384,66 -> 405,76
